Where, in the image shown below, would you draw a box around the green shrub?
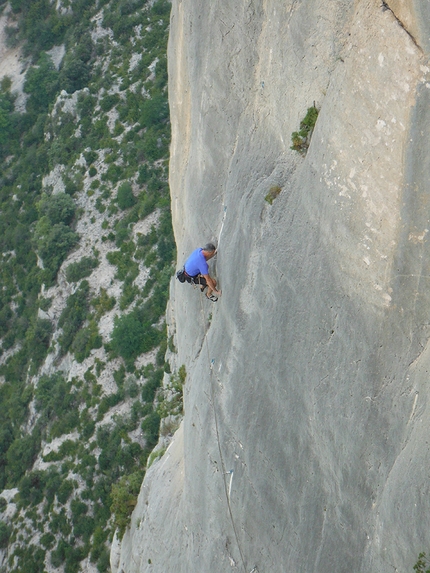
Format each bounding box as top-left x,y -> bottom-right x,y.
38,296 -> 52,311
50,538 -> 68,567
80,413 -> 96,440
84,150 -> 98,164
92,288 -> 116,319
25,317 -> 53,371
111,311 -> 161,363
74,513 -> 95,543
24,54 -> 59,113
49,508 -> 72,536
37,192 -> 76,225
64,175 -> 82,196
6,432 -> 40,485
113,365 -> 126,388
72,320 -> 102,363
102,163 -> 123,184
100,93 -> 120,112
92,288 -> 116,320
140,411 -> 160,449
110,471 -> 143,539
119,282 -> 139,310
0,92 -> 15,149
56,479 -> 74,505
34,218 -> 79,281
139,93 -> 168,128
96,393 -> 123,422
291,105 -> 319,154
152,0 -> 171,15
11,544 -> 46,573
117,181 -> 136,210
141,368 -> 163,403
137,164 -> 151,184
65,256 -> 99,283
71,499 -> 87,519
60,58 -> 91,93
106,249 -> 137,281
40,531 -> 55,549
147,447 -> 166,468
141,127 -> 168,161
414,552 -> 430,573
58,281 -> 90,353
77,92 -> 96,117
0,520 -> 11,548
96,547 -> 110,573
36,373 -> 68,418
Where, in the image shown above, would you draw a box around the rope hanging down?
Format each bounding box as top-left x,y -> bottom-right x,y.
198,283 -> 256,573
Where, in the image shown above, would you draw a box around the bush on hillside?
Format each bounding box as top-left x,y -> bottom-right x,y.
117,182 -> 136,210
24,54 -> 59,113
110,471 -> 143,539
58,281 -> 90,353
65,256 -> 99,283
37,193 -> 76,226
0,521 -> 11,548
111,310 -> 161,363
34,218 -> 79,280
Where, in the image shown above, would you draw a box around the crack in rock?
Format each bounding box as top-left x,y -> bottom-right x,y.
381,1 -> 423,53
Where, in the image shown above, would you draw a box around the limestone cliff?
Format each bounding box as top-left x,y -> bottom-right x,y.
113,1 -> 430,571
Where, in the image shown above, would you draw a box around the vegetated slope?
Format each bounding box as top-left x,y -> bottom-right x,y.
0,1 -> 178,572
114,0 -> 430,572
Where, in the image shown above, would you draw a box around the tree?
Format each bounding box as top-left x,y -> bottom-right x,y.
71,321 -> 102,363
60,58 -> 90,93
139,93 -> 168,128
37,193 -> 76,226
111,311 -> 161,362
117,182 -> 136,210
24,53 -> 59,113
0,93 -> 14,148
65,256 -> 99,283
34,218 -> 79,280
25,317 -> 53,369
0,520 -> 10,548
110,471 -> 143,539
6,432 -> 40,484
58,281 -> 90,353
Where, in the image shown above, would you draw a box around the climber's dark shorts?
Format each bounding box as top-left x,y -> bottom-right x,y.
185,271 -> 207,290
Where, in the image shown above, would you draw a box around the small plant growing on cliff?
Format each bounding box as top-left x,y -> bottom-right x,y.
414,552 -> 430,573
291,105 -> 319,154
147,446 -> 167,468
265,185 -> 282,205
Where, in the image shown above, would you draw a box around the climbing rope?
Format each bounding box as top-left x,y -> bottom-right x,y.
197,284 -> 252,573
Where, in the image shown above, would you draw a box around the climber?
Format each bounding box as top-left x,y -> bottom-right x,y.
179,243 -> 221,302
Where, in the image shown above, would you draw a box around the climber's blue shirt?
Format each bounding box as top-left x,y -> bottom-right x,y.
184,248 -> 208,276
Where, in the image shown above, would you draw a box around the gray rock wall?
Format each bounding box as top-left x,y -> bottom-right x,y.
114,1 -> 430,571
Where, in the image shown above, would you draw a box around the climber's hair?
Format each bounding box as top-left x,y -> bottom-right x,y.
203,243 -> 216,252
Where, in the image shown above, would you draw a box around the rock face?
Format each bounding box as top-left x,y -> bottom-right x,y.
114,1 -> 430,571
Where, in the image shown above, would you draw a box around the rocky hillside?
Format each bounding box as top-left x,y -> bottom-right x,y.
0,1 -> 179,572
113,1 -> 430,572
